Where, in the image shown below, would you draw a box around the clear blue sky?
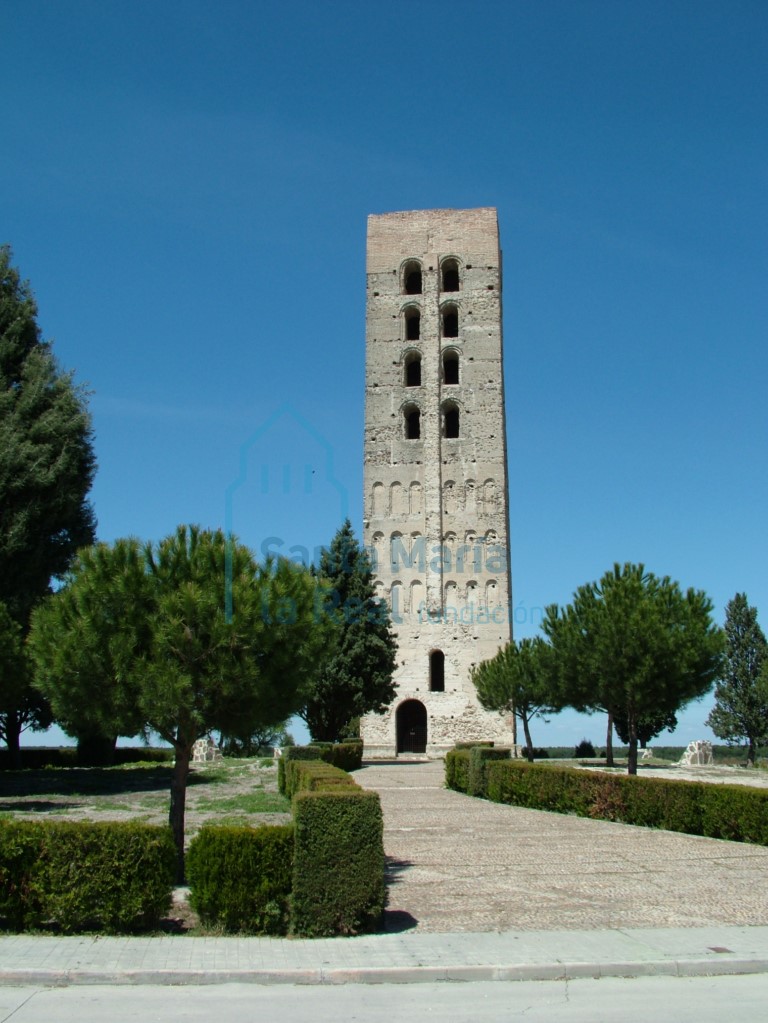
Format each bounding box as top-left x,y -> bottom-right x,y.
3,0 -> 767,749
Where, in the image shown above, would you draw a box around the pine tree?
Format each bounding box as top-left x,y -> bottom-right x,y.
300,520 -> 398,742
543,563 -> 723,775
471,637 -> 558,761
30,526 -> 328,880
707,593 -> 768,765
0,246 -> 96,762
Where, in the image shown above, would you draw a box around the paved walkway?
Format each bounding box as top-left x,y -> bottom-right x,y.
354,761 -> 768,932
2,760 -> 768,986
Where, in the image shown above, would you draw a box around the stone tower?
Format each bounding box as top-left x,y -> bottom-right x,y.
361,208 -> 516,758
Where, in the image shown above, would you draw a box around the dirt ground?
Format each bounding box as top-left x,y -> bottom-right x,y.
565,759 -> 768,788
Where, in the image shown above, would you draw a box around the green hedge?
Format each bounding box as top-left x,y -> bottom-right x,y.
277,745 -> 323,794
482,760 -> 768,845
278,743 -> 364,794
445,749 -> 470,792
0,820 -> 175,933
187,824 -> 294,934
283,758 -> 358,799
291,789 -> 386,937
467,746 -> 511,797
0,747 -> 174,771
319,742 -> 364,773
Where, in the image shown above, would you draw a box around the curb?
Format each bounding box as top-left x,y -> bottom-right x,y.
3,957 -> 768,987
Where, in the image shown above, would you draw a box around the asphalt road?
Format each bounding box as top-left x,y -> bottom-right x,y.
1,974 -> 767,1022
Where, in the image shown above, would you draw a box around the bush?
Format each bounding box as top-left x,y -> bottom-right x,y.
0,820 -> 175,933
467,746 -> 511,797
187,824 -> 294,934
277,745 -> 323,794
454,741 -> 494,750
283,758 -> 358,799
279,743 -> 365,794
482,760 -> 768,846
520,747 -> 549,760
316,741 -> 364,773
445,749 -> 470,792
574,739 -> 597,758
291,789 -> 386,937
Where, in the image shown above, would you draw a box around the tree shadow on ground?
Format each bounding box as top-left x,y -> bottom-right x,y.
385,855 -> 414,885
382,909 -> 418,932
0,800 -> 85,813
0,766 -> 219,799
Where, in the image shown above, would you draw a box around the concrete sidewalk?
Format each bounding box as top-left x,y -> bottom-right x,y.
2,926 -> 768,986
4,761 -> 768,987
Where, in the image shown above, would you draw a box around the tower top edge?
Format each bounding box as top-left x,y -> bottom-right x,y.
367,206 -> 497,223
366,208 -> 499,268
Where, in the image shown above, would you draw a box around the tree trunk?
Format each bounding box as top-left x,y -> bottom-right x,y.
627,711 -> 638,776
605,711 -> 614,767
522,715 -> 534,762
747,738 -> 756,767
4,711 -> 22,769
169,744 -> 191,884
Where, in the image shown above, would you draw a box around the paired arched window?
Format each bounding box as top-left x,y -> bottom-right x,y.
441,258 -> 460,292
441,303 -> 459,338
403,404 -> 421,439
430,650 -> 445,692
442,401 -> 460,438
404,306 -> 420,341
442,350 -> 459,385
404,350 -> 421,387
402,260 -> 422,295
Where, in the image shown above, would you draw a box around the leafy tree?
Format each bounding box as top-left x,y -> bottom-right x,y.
0,245 -> 96,761
28,539 -> 153,758
613,709 -> 677,749
30,526 -> 327,880
299,520 -> 397,742
471,637 -> 558,761
218,722 -> 294,757
707,593 -> 768,765
542,563 -> 723,775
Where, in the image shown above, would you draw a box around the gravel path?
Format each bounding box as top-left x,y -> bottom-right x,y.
354,760 -> 768,933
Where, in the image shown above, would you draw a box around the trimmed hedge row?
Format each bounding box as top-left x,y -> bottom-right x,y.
0,747 -> 174,771
292,788 -> 385,936
277,742 -> 364,794
0,820 -> 175,933
186,824 -> 294,934
452,757 -> 768,846
189,749 -> 385,937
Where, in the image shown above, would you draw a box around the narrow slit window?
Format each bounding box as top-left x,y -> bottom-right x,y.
430,650 -> 445,692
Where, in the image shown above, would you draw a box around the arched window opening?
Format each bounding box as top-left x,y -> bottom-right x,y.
430,650 -> 445,692
442,305 -> 459,338
443,403 -> 460,439
404,405 -> 421,440
404,307 -> 420,341
443,350 -> 459,385
403,260 -> 422,295
404,351 -> 421,386
441,259 -> 460,292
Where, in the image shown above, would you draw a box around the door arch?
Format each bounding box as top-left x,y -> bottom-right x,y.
396,699 -> 427,754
